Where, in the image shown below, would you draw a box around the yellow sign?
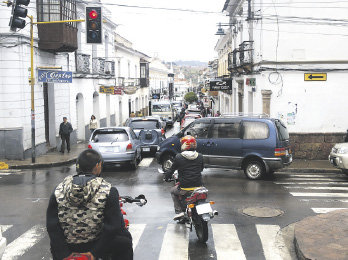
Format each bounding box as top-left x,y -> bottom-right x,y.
304,73 -> 327,81
99,86 -> 115,94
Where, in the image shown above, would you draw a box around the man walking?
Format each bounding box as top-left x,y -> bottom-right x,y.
59,117 -> 73,153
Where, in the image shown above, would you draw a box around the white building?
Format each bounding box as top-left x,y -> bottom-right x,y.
0,1 -> 150,160
149,58 -> 170,100
214,0 -> 348,159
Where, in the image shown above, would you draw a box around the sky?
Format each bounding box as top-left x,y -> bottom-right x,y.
101,0 -> 228,62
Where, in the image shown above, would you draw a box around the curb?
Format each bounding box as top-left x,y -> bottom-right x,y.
8,158 -> 77,169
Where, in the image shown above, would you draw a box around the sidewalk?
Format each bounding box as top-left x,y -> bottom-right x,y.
2,142 -> 87,169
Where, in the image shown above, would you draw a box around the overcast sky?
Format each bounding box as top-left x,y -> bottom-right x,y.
102,0 -> 228,62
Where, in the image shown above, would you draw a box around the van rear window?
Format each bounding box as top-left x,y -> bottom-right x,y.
275,120 -> 289,140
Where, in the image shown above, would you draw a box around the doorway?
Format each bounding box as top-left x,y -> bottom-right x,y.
76,93 -> 85,140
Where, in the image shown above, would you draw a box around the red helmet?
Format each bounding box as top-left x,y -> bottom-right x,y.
180,135 -> 197,151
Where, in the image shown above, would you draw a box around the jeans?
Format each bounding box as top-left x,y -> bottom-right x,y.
61,134 -> 70,152
170,186 -> 191,214
51,235 -> 133,260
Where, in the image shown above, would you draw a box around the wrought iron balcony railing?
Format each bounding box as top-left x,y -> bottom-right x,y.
75,53 -> 91,74
239,41 -> 253,65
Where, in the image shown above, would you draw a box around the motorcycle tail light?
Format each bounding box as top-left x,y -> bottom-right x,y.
210,201 -> 215,205
188,204 -> 195,208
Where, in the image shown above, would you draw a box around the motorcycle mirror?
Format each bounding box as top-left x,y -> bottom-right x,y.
135,194 -> 146,200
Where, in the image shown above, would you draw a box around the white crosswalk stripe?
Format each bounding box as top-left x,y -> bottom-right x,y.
158,224 -> 189,260
212,224 -> 246,260
138,158 -> 154,167
2,225 -> 46,260
274,173 -> 348,214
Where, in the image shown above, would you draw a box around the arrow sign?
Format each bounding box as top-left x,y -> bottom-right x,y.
304,73 -> 327,81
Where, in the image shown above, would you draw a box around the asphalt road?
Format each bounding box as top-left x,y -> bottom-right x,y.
1,125 -> 348,260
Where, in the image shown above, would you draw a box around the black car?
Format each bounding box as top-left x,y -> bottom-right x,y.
156,116 -> 292,180
125,117 -> 166,154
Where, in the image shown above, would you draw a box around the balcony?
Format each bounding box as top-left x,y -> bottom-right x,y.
239,41 -> 253,73
117,77 -> 125,86
124,78 -> 140,87
228,49 -> 243,74
92,58 -> 115,76
75,53 -> 91,74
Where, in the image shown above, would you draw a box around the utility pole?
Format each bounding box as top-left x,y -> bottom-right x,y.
247,0 -> 254,72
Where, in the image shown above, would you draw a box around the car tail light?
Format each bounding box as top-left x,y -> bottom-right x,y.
88,144 -> 92,149
161,128 -> 165,135
275,148 -> 286,156
126,143 -> 133,151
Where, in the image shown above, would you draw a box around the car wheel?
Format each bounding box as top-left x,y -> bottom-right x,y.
130,153 -> 139,170
244,160 -> 265,180
162,154 -> 174,172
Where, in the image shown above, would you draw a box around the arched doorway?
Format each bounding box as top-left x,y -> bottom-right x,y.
93,92 -> 100,123
76,93 -> 85,140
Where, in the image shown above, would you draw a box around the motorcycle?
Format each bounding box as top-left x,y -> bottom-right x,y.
159,169 -> 218,243
64,194 -> 147,260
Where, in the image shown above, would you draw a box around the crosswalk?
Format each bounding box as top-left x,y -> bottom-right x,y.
1,223 -> 293,260
274,172 -> 348,214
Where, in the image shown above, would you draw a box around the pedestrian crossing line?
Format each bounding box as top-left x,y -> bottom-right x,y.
158,224 -> 189,260
138,158 -> 154,167
311,208 -> 348,214
0,225 -> 13,233
284,186 -> 348,191
282,174 -> 347,178
2,225 -> 46,260
128,224 -> 146,250
279,178 -> 347,181
300,199 -> 348,203
256,225 -> 291,260
211,224 -> 246,260
290,192 -> 348,198
274,182 -> 348,185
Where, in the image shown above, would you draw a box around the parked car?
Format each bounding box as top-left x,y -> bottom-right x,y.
181,114 -> 200,130
88,127 -> 142,169
125,117 -> 166,154
156,116 -> 292,180
151,115 -> 167,130
329,143 -> 348,174
0,228 -> 6,259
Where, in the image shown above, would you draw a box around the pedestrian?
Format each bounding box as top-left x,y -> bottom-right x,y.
214,111 -> 221,117
59,117 -> 73,154
89,115 -> 98,134
130,111 -> 136,118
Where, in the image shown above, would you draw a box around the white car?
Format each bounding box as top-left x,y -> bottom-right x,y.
0,228 -> 6,259
329,143 -> 348,174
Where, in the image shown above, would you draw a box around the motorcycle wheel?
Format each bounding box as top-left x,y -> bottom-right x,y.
194,216 -> 208,243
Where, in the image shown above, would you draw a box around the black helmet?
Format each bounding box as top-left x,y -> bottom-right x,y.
76,149 -> 103,174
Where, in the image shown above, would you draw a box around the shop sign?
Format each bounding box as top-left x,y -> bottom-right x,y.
38,70 -> 72,83
99,86 -> 115,94
209,79 -> 232,91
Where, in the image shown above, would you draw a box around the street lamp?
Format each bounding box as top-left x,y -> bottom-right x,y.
215,23 -> 237,36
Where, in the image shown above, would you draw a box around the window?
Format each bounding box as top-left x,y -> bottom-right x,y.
152,104 -> 171,112
275,120 -> 289,141
211,122 -> 240,139
37,0 -> 77,27
129,129 -> 137,140
92,130 -> 129,142
129,120 -> 160,129
185,122 -> 210,139
243,121 -> 269,140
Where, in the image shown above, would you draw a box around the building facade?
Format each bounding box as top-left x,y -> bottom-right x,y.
214,0 -> 348,159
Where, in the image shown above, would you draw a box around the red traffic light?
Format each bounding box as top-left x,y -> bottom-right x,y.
88,10 -> 98,19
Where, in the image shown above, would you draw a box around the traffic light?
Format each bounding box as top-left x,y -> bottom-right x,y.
9,0 -> 30,31
86,7 -> 102,44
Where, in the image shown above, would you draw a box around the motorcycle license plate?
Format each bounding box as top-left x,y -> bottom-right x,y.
196,203 -> 213,215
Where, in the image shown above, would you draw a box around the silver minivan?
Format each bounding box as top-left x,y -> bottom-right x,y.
88,127 -> 142,169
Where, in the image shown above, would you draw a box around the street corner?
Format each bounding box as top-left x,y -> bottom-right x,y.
294,209 -> 348,260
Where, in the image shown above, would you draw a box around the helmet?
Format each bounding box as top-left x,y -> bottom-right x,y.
180,135 -> 197,151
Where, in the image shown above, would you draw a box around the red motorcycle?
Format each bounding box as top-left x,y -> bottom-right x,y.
64,194 -> 147,260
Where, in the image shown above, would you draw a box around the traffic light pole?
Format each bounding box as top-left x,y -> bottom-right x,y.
26,16 -> 84,163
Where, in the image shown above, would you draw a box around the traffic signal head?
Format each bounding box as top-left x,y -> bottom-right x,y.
9,0 -> 30,31
86,7 -> 102,44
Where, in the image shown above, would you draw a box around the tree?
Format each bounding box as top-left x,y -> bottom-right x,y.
184,92 -> 198,103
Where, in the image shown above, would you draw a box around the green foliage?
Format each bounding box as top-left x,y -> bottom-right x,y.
184,92 -> 198,103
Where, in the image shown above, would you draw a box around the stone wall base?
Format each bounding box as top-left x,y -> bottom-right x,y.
290,133 -> 346,160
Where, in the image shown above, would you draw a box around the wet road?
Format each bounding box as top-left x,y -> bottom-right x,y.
1,126 -> 348,259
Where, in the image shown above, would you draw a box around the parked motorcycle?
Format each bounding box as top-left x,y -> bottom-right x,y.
160,169 -> 218,243
64,194 -> 147,260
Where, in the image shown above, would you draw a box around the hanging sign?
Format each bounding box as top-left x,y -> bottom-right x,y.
99,86 -> 114,94
38,70 -> 72,83
114,87 -> 123,95
209,79 -> 232,91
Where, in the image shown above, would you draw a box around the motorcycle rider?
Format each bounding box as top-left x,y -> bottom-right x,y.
164,135 -> 204,220
46,149 -> 133,260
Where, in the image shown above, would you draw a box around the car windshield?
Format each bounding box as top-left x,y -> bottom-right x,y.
152,104 -> 171,112
275,120 -> 290,141
129,120 -> 159,129
92,130 -> 129,142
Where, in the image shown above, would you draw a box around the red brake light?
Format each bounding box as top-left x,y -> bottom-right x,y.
275,148 -> 286,156
88,144 -> 92,149
161,128 -> 165,135
89,10 -> 98,19
126,143 -> 133,151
